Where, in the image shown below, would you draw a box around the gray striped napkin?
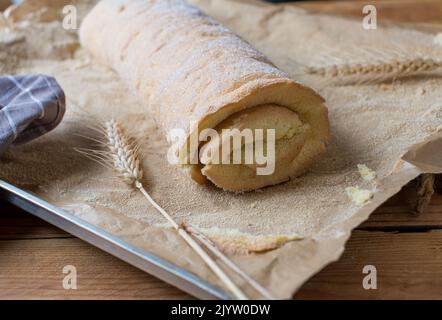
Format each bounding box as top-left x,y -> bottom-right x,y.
0,74 -> 66,154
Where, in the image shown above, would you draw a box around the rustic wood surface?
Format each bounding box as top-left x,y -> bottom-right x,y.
297,0 -> 442,24
0,0 -> 441,300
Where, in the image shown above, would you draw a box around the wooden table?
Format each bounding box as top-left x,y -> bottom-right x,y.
1,0 -> 441,299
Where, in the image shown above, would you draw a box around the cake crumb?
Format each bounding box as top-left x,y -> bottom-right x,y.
345,186 -> 373,206
357,164 -> 376,181
417,87 -> 426,96
250,202 -> 257,208
434,33 -> 442,46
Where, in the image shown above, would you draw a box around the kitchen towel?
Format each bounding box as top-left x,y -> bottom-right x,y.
0,74 -> 65,153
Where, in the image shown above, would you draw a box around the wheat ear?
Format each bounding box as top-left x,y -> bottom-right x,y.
184,224 -> 276,300
105,120 -> 144,185
80,119 -> 248,300
306,57 -> 442,82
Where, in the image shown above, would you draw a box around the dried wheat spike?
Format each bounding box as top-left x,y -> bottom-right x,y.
77,119 -> 249,299
305,57 -> 442,83
105,119 -> 143,185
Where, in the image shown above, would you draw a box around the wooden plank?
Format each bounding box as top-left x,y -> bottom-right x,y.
296,0 -> 442,24
0,202 -> 70,239
436,175 -> 442,194
296,230 -> 442,299
0,237 -> 191,299
359,188 -> 442,229
2,230 -> 441,299
0,0 -> 10,12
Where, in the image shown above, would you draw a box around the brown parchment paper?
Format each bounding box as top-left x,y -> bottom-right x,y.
1,0 -> 442,299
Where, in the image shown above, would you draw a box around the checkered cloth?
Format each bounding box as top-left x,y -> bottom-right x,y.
0,74 -> 66,154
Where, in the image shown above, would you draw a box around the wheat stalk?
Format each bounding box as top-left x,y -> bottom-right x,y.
304,42 -> 442,85
184,224 -> 276,300
305,57 -> 442,83
76,119 -> 248,300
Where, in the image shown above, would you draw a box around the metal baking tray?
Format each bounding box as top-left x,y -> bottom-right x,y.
0,179 -> 230,299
